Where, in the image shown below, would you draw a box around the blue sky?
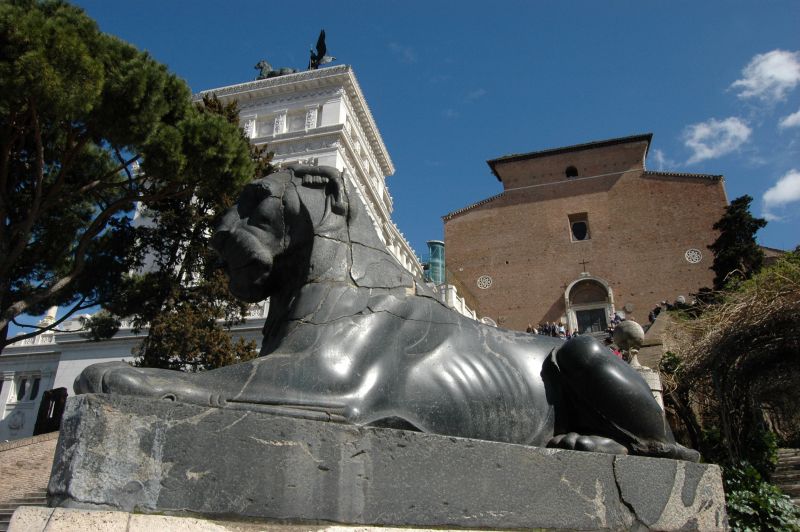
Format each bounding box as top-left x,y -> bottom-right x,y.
72,1 -> 800,257
10,1 -> 799,337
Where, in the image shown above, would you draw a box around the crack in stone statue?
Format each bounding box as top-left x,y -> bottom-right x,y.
75,165 -> 699,461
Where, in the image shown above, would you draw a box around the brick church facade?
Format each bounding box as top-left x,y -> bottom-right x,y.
443,134 -> 728,333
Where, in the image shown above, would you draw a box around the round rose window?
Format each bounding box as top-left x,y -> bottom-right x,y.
477,275 -> 493,289
685,249 -> 702,264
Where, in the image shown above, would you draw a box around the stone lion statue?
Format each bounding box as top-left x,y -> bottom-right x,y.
75,165 -> 698,461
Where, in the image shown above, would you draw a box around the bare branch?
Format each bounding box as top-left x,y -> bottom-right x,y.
114,147 -> 135,188
0,184 -> 193,330
4,296 -> 91,347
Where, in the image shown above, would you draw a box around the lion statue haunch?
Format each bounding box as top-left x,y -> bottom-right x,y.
75,165 -> 698,461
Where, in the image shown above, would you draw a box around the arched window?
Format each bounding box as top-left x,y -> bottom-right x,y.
565,166 -> 579,178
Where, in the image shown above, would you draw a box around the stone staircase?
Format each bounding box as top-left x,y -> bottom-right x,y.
0,489 -> 48,532
772,448 -> 800,506
0,432 -> 58,532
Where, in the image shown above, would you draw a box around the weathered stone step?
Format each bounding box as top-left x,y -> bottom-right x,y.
19,490 -> 47,497
776,467 -> 800,474
0,492 -> 48,532
0,497 -> 46,507
777,447 -> 800,454
0,490 -> 49,530
775,469 -> 800,477
778,485 -> 800,497
0,503 -> 45,511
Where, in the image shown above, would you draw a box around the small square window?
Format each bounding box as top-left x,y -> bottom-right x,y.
568,213 -> 590,242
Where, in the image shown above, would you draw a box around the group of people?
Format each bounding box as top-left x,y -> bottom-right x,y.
526,322 -> 579,340
604,312 -> 624,337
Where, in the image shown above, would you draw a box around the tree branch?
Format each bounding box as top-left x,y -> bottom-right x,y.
0,110 -> 21,229
115,147 -> 135,188
0,184 -> 193,331
0,104 -> 47,279
4,296 -> 92,347
42,132 -> 90,206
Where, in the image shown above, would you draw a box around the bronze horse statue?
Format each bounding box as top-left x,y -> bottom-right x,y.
75,165 -> 698,461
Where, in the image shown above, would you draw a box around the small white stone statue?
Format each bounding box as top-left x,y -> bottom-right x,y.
613,319 -> 646,367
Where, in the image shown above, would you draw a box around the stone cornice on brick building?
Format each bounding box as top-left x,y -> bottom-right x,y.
487,133 -> 653,182
642,170 -> 724,181
445,134 -> 727,222
442,192 -> 505,222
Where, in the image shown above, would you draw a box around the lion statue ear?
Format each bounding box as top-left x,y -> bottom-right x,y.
288,164 -> 348,216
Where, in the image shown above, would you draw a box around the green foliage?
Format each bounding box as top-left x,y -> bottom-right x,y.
132,272 -> 257,371
724,462 -> 800,532
664,249 -> 800,530
701,426 -> 779,478
0,0 -> 254,350
80,310 -> 121,342
738,245 -> 800,294
93,94 -> 269,372
659,350 -> 681,376
708,195 -> 767,290
698,428 -> 799,531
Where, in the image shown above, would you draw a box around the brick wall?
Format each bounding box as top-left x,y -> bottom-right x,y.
445,139 -> 727,331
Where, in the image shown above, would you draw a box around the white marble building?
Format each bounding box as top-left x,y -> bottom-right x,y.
197,65 -> 422,276
0,302 -> 268,441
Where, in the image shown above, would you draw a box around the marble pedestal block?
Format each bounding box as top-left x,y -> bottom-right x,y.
48,394 -> 727,531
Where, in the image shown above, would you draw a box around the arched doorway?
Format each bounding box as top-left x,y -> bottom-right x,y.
564,276 -> 615,335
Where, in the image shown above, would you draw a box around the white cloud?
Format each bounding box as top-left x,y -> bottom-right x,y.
650,148 -> 676,171
683,117 -> 752,164
464,88 -> 487,102
779,108 -> 800,128
388,42 -> 416,64
731,50 -> 800,102
763,169 -> 800,211
442,108 -> 459,119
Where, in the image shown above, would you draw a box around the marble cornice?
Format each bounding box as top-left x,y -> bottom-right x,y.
236,87 -> 342,112
195,65 -> 394,177
254,124 -> 342,145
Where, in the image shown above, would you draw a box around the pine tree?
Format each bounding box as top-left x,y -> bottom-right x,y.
86,94 -> 273,371
0,1 -> 254,352
708,195 -> 767,290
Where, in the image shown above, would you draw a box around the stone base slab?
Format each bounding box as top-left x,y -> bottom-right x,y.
10,506 -> 487,532
48,394 -> 727,530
